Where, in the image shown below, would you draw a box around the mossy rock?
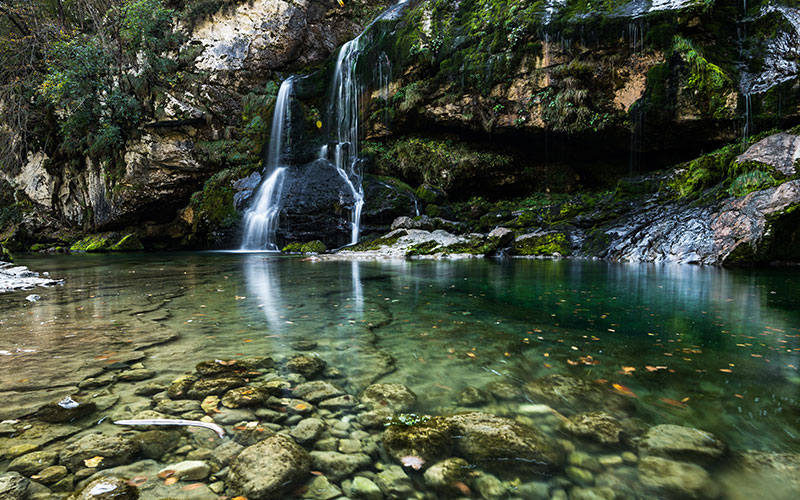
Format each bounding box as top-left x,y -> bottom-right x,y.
70,233 -> 114,252
1,243 -> 13,262
383,415 -> 455,464
110,234 -> 144,251
415,184 -> 445,204
282,240 -> 327,254
512,232 -> 571,256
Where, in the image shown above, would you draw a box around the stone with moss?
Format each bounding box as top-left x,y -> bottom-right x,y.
382,415 -> 455,464
513,231 -> 571,256
70,234 -> 114,252
110,234 -> 144,251
524,374 -> 635,417
282,240 -> 327,254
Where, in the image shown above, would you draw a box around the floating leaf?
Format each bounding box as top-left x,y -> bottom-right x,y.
612,383 -> 637,398
620,366 -> 636,375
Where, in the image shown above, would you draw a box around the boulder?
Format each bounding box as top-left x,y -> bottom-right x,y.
59,434 -> 139,472
361,383 -> 417,412
637,424 -> 726,464
286,355 -> 326,378
292,381 -> 344,403
290,418 -> 325,444
561,412 -> 625,445
638,456 -> 719,499
228,434 -> 310,499
382,416 -> 454,465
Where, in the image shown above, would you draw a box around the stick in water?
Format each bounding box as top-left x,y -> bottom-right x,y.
114,419 -> 226,439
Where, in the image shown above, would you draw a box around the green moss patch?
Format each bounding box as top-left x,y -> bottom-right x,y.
513,232 -> 571,256
282,240 -> 327,254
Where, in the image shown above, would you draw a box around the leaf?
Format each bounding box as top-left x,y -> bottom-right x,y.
84,456 -> 104,468
182,483 -> 205,491
620,366 -> 636,375
612,383 -> 637,398
164,477 -> 179,485
157,470 -> 175,479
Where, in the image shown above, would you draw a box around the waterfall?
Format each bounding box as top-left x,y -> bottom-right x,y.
240,77 -> 294,251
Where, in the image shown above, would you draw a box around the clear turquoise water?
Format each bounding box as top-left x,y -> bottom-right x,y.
4,254 -> 798,453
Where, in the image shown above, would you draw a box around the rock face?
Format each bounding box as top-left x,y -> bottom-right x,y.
228,434 -> 311,499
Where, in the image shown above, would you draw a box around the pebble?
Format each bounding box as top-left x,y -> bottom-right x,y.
33,466 -> 67,485
565,466 -> 595,486
621,451 -> 638,464
159,460 -> 210,481
350,476 -> 383,500
598,455 -> 624,467
339,438 -> 362,454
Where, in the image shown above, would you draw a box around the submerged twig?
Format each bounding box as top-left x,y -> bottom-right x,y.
113,419 -> 226,439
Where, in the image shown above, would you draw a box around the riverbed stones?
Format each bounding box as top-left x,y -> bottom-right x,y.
310,451 -> 371,482
155,398 -> 202,415
158,460 -> 210,481
300,475 -> 342,500
188,376 -> 245,399
34,465 -> 68,485
637,424 -> 726,464
222,386 -> 267,408
561,412 -> 625,445
228,434 -> 310,499
70,476 -> 138,500
0,471 -> 30,500
524,375 -> 633,417
638,456 -> 719,499
167,375 -> 197,399
59,434 -> 138,472
382,416 -> 454,464
8,450 -> 59,476
286,355 -> 326,378
375,465 -> 414,499
423,458 -> 470,495
290,418 -> 325,444
37,396 -> 96,423
349,476 -> 383,500
292,381 -> 344,403
457,386 -> 491,406
447,412 -> 565,473
361,383 -> 416,412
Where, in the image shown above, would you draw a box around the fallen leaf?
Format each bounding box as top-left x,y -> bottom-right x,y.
453,481 -> 471,495
231,497 -> 248,500
157,470 -> 175,479
719,368 -> 733,373
620,366 -> 636,375
465,352 -> 477,359
164,477 -> 179,485
310,471 -> 323,476
612,383 -> 637,398
84,456 -> 104,468
659,398 -> 687,408
182,483 -> 205,491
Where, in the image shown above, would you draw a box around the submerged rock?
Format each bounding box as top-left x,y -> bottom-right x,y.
286,355 -> 326,378
292,380 -> 344,403
37,396 -> 96,423
69,476 -> 138,500
8,450 -> 58,476
361,383 -> 417,412
375,465 -> 415,499
638,456 -> 719,499
228,435 -> 310,499
523,374 -> 634,417
382,416 -> 454,465
423,457 -> 471,495
637,424 -> 726,464
561,412 -> 625,445
309,451 -> 371,482
158,460 -> 210,481
718,450 -> 800,500
59,434 -> 138,472
349,476 -> 383,500
0,471 -> 30,500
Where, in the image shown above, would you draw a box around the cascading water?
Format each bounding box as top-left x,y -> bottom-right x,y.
240,77 -> 294,251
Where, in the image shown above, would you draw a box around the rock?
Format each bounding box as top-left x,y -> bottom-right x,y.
8,450 -> 59,476
188,376 -> 246,399
79,373 -> 117,390
447,412 -> 564,473
475,473 -> 506,500
318,395 -> 358,410
484,381 -> 520,400
735,132 -> 800,177
621,451 -> 638,464
36,396 -> 96,423
457,386 -> 491,406
155,399 -> 202,415
638,456 -> 719,499
561,412 -> 625,445
167,374 -> 197,399
488,227 -> 515,246
390,216 -> 414,230
423,458 -> 471,495
359,408 -> 394,429
567,451 -> 602,473
292,381 -> 344,403
523,374 -> 634,417
59,434 -> 139,472
195,358 -> 263,376
338,438 -> 362,454
568,486 -> 619,500
210,440 -> 244,467
637,424 -> 726,464
375,465 -> 414,500
309,451 -> 371,482
0,472 -> 30,500
350,476 -> 383,500
361,383 -> 417,412
228,435 -> 310,499
718,450 -> 800,500
222,386 -> 268,408
300,475 -> 342,500
133,383 -> 165,396
6,443 -> 39,459
290,418 -> 325,444
515,481 -> 551,500
70,476 -> 138,500
291,340 -> 318,351
117,369 -> 154,382
286,355 -> 326,378
158,460 -> 210,481
382,416 -> 454,464
34,465 -> 68,485
565,466 -> 595,486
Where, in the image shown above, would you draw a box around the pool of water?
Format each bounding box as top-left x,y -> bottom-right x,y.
1,253 -> 799,499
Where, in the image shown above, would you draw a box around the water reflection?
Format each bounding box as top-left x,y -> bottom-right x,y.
242,254 -> 285,334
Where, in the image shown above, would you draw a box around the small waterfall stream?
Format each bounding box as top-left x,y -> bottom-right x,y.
240,77 -> 294,251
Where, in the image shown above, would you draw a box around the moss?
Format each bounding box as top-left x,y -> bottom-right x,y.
383,415 -> 455,463
348,233 -> 404,252
282,240 -> 327,254
405,240 -> 440,256
1,244 -> 13,262
70,234 -> 114,252
111,234 -> 144,251
513,232 -> 571,256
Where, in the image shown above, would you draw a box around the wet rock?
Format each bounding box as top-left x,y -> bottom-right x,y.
375,465 -> 414,500
383,416 -> 454,464
310,451 -> 371,482
6,443 -> 39,458
319,394 -> 358,410
0,471 -> 30,500
133,383 -> 165,397
568,486 -> 619,500
222,386 -> 268,408
210,440 -> 244,467
300,474 -> 342,500
484,381 -> 520,400
228,434 -> 310,500
59,434 -> 139,472
515,481 -> 550,500
286,355 -> 326,378
361,383 -> 417,412
155,398 -> 202,415
447,412 -> 564,473
423,458 -> 471,495
718,450 -> 800,500
188,376 -> 246,399
158,460 -> 210,481
638,456 -> 719,499
475,473 -> 506,500
457,386 -> 491,406
349,476 -> 383,500
79,373 -> 117,390
735,132 -> 800,177
9,450 -> 59,476
566,466 -> 595,486
637,424 -> 726,464
488,227 -> 515,247
70,476 -> 138,500
561,412 -> 625,445
338,438 -> 362,454
292,381 -> 344,403
37,396 -> 97,423
360,408 -> 394,429
291,418 -> 325,444
291,340 -> 318,351
34,465 -> 68,485
117,369 -> 154,382
524,375 -> 634,417
167,374 -> 197,399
